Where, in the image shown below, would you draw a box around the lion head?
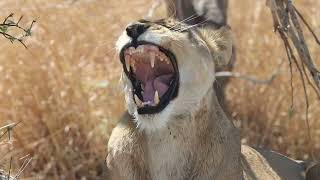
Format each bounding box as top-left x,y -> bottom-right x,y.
116,19 -> 232,132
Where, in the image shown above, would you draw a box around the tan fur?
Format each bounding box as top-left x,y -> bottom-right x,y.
198,27 -> 233,68
107,20 -> 318,179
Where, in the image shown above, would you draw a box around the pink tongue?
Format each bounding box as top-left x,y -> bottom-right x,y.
143,74 -> 173,102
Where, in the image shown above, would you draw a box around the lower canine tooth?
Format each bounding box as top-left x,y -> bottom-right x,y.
134,95 -> 142,106
125,57 -> 130,70
154,91 -> 160,104
150,53 -> 155,68
165,59 -> 170,64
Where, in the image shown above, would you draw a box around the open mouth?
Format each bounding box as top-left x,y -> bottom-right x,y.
120,41 -> 179,114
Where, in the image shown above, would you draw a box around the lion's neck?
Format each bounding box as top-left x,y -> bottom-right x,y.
144,87 -> 242,179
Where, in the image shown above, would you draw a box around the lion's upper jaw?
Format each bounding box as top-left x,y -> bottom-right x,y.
117,26 -> 216,133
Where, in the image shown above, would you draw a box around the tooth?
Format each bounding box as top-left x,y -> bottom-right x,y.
143,101 -> 151,106
154,91 -> 160,104
138,46 -> 144,53
132,65 -> 136,72
129,47 -> 135,55
137,47 -> 141,53
134,95 -> 142,107
125,56 -> 130,70
165,58 -> 170,64
150,46 -> 159,51
150,53 -> 155,68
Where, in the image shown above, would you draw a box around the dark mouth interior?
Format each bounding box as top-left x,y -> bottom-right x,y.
120,42 -> 179,114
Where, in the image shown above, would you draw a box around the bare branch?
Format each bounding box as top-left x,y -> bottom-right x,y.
216,58 -> 285,85
267,0 -> 320,160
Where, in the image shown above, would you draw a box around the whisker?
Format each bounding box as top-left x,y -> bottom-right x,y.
169,13 -> 199,30
176,18 -> 209,32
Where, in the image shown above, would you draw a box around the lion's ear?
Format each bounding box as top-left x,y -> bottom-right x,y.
198,26 -> 233,69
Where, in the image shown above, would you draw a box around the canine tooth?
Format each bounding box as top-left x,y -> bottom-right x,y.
154,91 -> 160,104
150,53 -> 155,68
134,95 -> 142,106
130,59 -> 135,72
165,58 -> 170,64
125,56 -> 130,70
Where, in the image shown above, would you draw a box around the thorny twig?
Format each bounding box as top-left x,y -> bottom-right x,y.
267,0 -> 320,160
0,13 -> 36,48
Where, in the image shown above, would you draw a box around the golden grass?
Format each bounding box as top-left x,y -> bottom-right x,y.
0,0 -> 319,179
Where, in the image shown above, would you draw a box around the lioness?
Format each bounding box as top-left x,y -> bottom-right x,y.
106,19 -> 319,179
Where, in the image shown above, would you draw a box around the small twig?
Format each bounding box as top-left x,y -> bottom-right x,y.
288,41 -> 312,159
0,123 -> 18,131
7,157 -> 12,180
0,122 -> 21,141
215,72 -> 275,84
284,41 -> 295,109
216,58 -> 284,85
293,6 -> 320,46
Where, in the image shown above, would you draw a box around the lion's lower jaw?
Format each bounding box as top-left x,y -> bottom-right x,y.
131,94 -> 208,133
132,104 -> 189,133
133,112 -> 171,133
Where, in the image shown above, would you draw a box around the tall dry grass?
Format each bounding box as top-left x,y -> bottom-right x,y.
0,0 -> 319,179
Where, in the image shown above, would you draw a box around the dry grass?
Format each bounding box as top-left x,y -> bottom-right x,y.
0,0 -> 319,179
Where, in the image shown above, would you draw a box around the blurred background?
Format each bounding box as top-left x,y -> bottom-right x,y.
0,0 -> 319,179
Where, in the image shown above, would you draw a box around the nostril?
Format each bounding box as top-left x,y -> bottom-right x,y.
126,23 -> 150,40
136,25 -> 145,35
126,25 -> 135,38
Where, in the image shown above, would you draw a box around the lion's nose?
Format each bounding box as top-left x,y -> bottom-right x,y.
126,23 -> 150,40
